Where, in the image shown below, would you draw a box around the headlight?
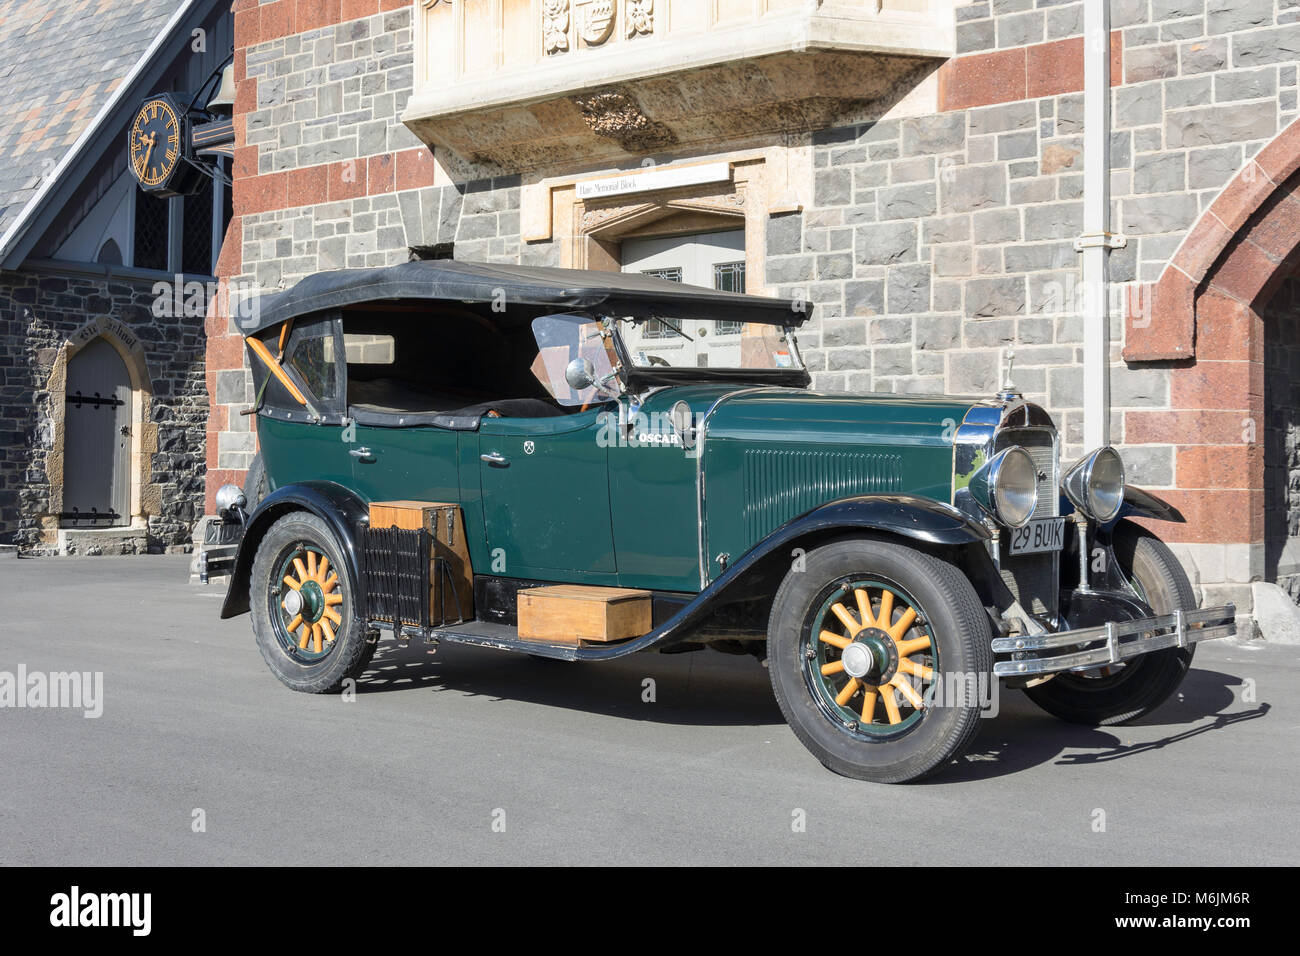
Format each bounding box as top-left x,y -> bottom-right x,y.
1063,446 -> 1125,523
215,483 -> 247,517
969,447 -> 1038,528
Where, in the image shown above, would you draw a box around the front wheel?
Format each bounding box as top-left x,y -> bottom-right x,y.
250,512 -> 375,693
1025,521 -> 1196,726
767,538 -> 994,783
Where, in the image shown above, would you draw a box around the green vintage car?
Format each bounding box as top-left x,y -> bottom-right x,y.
216,260 -> 1236,782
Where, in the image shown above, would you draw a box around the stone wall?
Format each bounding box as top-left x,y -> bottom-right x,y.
0,270 -> 208,551
211,0 -> 1300,610
756,0 -> 1300,610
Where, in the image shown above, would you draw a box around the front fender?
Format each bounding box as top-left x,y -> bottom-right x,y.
566,494 -> 990,661
1114,485 -> 1185,524
219,481 -> 370,619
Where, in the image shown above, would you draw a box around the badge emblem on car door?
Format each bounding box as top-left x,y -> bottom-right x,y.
524,441 -> 535,455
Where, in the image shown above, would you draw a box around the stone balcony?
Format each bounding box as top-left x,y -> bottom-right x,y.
401,0 -> 957,171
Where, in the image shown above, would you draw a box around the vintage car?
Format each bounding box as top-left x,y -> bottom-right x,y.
215,260 -> 1236,783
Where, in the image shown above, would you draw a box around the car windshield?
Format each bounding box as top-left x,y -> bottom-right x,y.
530,314 -> 622,407
616,317 -> 800,371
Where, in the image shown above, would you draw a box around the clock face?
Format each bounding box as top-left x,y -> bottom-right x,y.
128,95 -> 187,193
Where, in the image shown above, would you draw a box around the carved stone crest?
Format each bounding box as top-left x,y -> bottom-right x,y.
543,0 -> 570,55
626,0 -> 653,37
577,0 -> 616,46
570,87 -> 678,153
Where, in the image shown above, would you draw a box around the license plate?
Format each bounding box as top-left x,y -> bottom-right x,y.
1008,518 -> 1064,555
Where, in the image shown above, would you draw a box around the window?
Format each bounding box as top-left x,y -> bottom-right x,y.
182,175 -> 215,276
713,261 -> 746,334
289,330 -> 339,402
641,267 -> 683,339
133,192 -> 169,271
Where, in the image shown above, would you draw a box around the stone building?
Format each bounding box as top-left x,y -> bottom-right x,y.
0,0 -> 234,554
208,0 -> 1300,626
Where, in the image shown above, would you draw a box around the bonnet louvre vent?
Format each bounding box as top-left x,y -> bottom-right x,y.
741,449 -> 903,547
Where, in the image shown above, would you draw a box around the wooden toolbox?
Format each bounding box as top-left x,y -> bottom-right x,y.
368,501 -> 474,625
517,585 -> 652,645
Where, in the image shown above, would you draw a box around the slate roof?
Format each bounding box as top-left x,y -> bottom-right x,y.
0,0 -> 183,241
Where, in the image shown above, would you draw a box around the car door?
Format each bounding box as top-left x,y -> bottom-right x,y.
346,422 -> 461,506
477,409 -> 618,583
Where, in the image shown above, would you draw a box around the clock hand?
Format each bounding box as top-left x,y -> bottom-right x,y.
141,131 -> 156,177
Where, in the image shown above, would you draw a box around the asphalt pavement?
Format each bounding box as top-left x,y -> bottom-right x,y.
1,555 -> 1295,865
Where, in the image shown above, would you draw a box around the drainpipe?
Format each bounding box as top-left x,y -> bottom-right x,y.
1074,1 -> 1125,451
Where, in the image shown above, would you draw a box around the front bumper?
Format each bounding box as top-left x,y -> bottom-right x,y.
991,604 -> 1237,677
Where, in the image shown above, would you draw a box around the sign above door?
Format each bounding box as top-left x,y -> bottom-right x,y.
575,162 -> 731,202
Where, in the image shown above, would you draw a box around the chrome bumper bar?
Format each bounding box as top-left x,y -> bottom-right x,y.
991,604 -> 1237,677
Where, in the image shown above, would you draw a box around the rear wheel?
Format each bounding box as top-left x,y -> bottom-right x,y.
251,512 -> 375,693
767,538 -> 994,783
1025,521 -> 1196,726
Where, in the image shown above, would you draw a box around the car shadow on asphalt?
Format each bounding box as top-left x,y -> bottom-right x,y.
356,640 -> 785,727
937,667 -> 1271,783
356,644 -> 1273,767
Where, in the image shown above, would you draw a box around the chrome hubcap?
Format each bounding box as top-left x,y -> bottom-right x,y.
841,642 -> 873,679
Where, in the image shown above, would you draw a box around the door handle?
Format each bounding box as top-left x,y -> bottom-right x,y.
480,452 -> 510,467
348,446 -> 374,460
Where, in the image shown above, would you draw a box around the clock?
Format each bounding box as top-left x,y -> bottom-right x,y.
127,93 -> 202,197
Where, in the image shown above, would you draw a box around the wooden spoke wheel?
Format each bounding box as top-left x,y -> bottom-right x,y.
807,580 -> 936,736
767,538 -> 993,783
273,544 -> 344,662
250,512 -> 376,694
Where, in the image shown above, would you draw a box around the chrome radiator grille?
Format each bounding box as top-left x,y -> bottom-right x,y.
993,427 -> 1060,617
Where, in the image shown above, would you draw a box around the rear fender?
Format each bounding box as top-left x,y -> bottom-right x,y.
220,482 -> 369,619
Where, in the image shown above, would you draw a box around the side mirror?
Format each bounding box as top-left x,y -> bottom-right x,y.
565,357 -> 596,391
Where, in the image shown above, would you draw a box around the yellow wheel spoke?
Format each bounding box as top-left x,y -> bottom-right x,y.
898,658 -> 934,681
312,622 -> 323,654
835,678 -> 861,707
321,573 -> 338,593
860,688 -> 879,723
285,614 -> 303,634
321,617 -> 336,644
888,607 -> 918,641
297,625 -> 311,650
306,551 -> 317,578
895,634 -> 932,657
877,589 -> 895,631
891,675 -> 925,710
283,575 -> 301,591
293,557 -> 309,584
316,555 -> 329,581
881,687 -> 902,724
854,588 -> 873,629
323,593 -> 343,606
322,606 -> 342,626
820,660 -> 845,677
817,630 -> 851,650
831,602 -> 862,635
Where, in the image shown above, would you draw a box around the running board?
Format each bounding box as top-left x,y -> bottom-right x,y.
369,619 -> 596,661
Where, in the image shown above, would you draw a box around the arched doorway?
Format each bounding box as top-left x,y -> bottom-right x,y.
62,337 -> 132,527
1123,118 -> 1300,610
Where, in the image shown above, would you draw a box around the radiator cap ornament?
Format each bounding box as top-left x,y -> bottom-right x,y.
998,348 -> 1022,401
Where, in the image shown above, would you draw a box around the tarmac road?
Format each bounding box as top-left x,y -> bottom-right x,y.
0,555 -> 1295,866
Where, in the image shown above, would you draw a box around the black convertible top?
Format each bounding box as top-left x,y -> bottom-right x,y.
243,259 -> 808,334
